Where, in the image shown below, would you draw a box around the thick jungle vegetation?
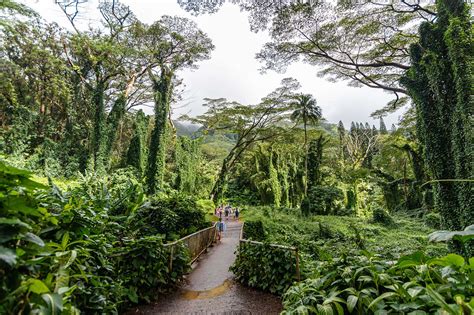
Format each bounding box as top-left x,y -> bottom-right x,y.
0,0 -> 472,314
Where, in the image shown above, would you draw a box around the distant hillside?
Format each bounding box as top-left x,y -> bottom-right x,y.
174,121 -> 201,137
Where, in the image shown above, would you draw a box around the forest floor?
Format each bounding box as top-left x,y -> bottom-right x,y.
126,219 -> 282,314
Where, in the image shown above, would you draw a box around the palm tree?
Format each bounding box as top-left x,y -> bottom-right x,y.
289,94 -> 322,193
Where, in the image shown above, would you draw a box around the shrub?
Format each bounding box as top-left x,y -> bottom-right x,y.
107,167 -> 144,215
231,242 -> 297,294
114,236 -> 190,303
282,251 -> 474,314
303,186 -> 344,215
243,220 -> 266,241
316,222 -> 334,239
0,161 -> 193,314
424,212 -> 441,229
196,199 -> 215,214
371,207 -> 394,226
128,193 -> 209,240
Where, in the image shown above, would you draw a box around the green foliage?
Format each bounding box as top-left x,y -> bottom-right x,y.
231,242 -> 297,294
303,185 -> 344,215
429,225 -> 474,260
400,0 -> 473,231
196,199 -> 215,214
424,212 -> 442,229
307,135 -> 326,190
243,220 -> 266,241
371,207 -> 394,226
114,237 -> 190,303
282,251 -> 474,314
128,193 -> 209,240
242,206 -> 446,267
0,161 -> 192,313
174,136 -> 202,195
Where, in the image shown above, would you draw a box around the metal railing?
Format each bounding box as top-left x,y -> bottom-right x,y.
164,222 -> 218,271
239,222 -> 300,281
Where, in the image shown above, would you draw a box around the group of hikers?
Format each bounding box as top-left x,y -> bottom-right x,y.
215,204 -> 240,240
215,204 -> 240,221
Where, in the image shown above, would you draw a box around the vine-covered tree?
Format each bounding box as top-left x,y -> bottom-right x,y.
400,0 -> 473,231
139,16 -> 214,194
289,93 -> 321,192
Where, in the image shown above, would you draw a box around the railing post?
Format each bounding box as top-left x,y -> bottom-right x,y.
295,247 -> 300,282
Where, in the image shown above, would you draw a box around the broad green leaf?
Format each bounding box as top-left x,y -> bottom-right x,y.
23,232 -> 45,247
4,196 -> 41,217
61,232 -> 70,249
368,292 -> 397,309
0,246 -> 17,266
397,251 -> 427,268
316,304 -> 334,315
0,218 -> 31,228
407,287 -> 424,298
27,279 -> 50,294
64,250 -> 77,269
41,293 -> 63,315
425,286 -> 457,315
127,287 -> 139,304
347,295 -> 358,312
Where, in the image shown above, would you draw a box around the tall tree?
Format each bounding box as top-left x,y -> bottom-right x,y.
337,120 -> 346,159
141,16 -> 214,194
307,135 -> 328,191
289,94 -> 321,193
400,0 -> 473,230
379,117 -> 388,134
58,1 -> 153,172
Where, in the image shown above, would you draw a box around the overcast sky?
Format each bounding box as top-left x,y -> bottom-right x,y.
22,0 -> 405,128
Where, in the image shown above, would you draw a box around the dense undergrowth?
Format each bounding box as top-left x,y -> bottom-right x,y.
0,161 -> 209,314
232,206 -> 473,314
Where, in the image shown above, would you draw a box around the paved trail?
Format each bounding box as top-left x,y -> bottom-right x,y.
128,220 -> 282,315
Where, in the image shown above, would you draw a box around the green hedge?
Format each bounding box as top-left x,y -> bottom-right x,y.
230,242 -> 297,294
243,220 -> 266,241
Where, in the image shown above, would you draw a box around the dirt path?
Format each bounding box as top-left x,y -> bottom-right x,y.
127,219 -> 282,314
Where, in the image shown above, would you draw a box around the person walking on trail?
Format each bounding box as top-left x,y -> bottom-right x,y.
234,208 -> 239,221
217,217 -> 226,241
224,206 -> 229,220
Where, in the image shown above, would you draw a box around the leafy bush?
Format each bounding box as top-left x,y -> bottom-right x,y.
282,251 -> 473,314
107,167 -> 145,215
315,222 -> 334,239
231,242 -> 297,294
371,207 -> 394,226
424,212 -> 442,229
0,161 -> 193,313
196,199 -> 215,214
243,220 -> 266,241
114,237 -> 190,303
128,193 -> 209,240
302,186 -> 344,216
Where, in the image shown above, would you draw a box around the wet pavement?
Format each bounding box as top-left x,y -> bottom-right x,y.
126,219 -> 283,315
